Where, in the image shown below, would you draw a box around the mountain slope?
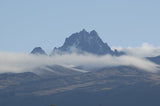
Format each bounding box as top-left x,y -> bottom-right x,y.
33,65 -> 87,78
0,66 -> 160,106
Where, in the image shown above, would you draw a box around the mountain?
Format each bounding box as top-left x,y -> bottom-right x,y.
1,29 -> 160,106
52,29 -> 124,56
31,47 -> 47,55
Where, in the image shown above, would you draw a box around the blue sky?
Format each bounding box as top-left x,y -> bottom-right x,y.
0,0 -> 160,52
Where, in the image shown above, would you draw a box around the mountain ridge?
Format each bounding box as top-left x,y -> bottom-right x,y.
31,29 -> 124,55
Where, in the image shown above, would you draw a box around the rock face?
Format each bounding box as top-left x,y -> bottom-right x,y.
31,47 -> 47,55
52,29 -> 124,55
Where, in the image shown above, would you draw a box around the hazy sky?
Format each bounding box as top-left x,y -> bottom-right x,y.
0,0 -> 160,52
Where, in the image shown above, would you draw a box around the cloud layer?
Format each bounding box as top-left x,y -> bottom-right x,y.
0,48 -> 159,74
112,43 -> 160,57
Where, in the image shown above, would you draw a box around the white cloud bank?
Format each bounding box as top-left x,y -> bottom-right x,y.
0,49 -> 159,74
112,43 -> 160,57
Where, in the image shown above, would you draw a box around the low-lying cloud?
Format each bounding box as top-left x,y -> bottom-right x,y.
112,43 -> 160,57
0,49 -> 159,74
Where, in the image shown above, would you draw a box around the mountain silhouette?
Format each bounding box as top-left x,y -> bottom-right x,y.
31,47 -> 47,55
52,29 -> 124,55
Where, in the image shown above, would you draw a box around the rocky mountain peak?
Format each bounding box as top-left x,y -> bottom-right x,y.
90,30 -> 98,36
31,47 -> 47,55
52,29 -> 124,56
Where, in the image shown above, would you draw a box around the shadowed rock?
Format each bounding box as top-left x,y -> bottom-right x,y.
31,47 -> 47,55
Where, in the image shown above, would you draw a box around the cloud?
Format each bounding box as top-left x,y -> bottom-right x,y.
112,43 -> 160,57
0,50 -> 159,74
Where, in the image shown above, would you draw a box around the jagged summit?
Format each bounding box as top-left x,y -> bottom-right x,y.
52,29 -> 123,55
31,47 -> 47,55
